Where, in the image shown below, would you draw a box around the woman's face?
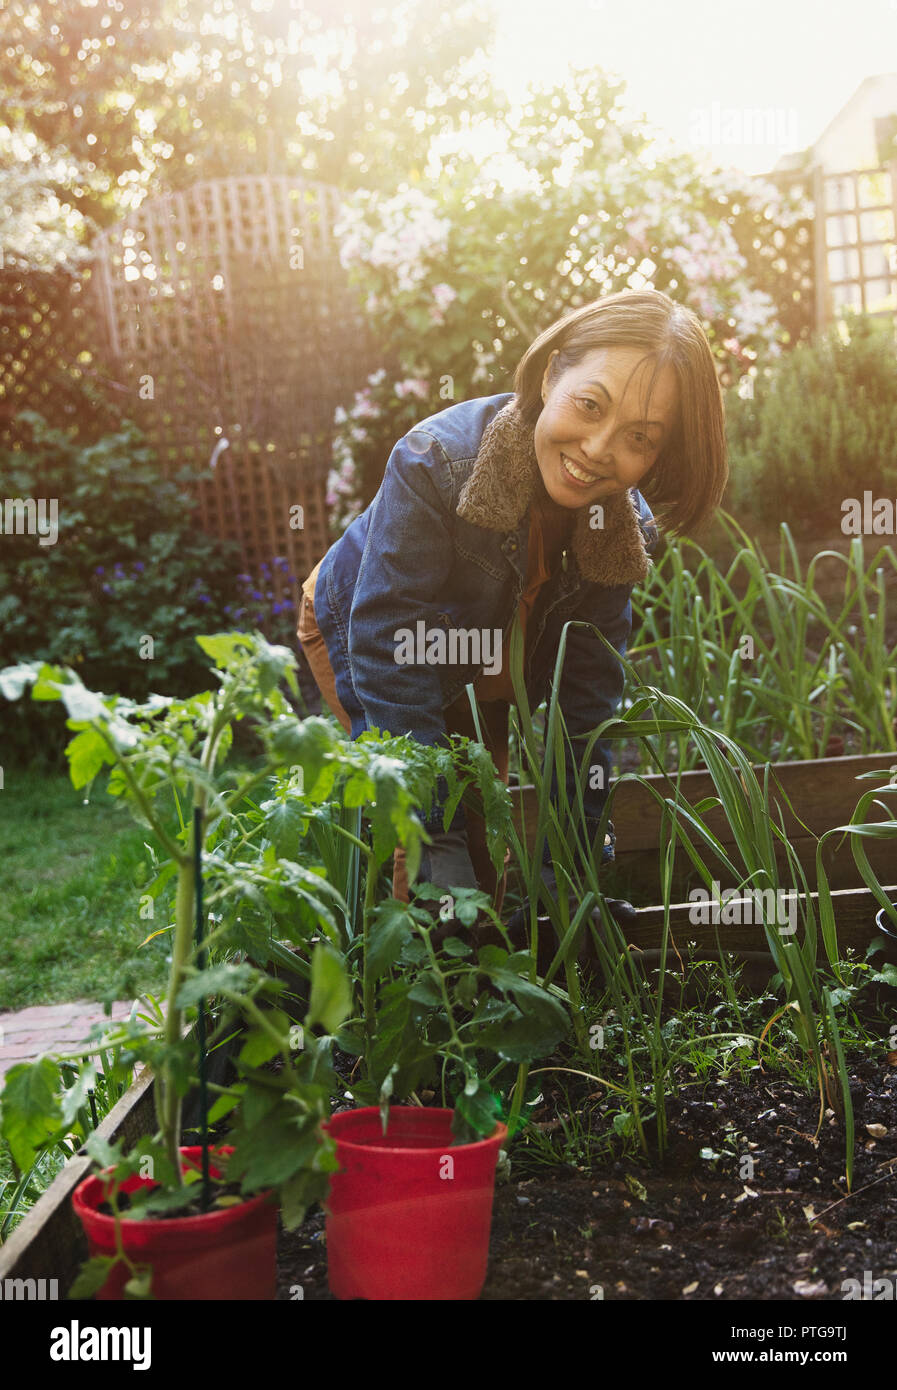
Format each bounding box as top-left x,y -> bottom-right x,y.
534,345 -> 679,508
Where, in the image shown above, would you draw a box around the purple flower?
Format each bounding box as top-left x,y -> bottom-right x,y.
198,595 -> 210,604
272,602 -> 285,615
134,561 -> 145,573
95,565 -> 105,576
250,589 -> 263,600
101,583 -> 112,595
237,573 -> 252,584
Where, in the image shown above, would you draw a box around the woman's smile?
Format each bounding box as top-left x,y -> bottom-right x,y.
559,450 -> 615,489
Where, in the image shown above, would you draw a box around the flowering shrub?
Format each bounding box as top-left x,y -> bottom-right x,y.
335,188 -> 452,301
326,369 -> 441,534
325,70 -> 812,533
223,557 -> 300,646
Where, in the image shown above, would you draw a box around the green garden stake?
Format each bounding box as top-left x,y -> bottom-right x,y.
194,806 -> 211,1212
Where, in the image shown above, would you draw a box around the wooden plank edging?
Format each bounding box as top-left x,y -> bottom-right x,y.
620,882 -> 897,954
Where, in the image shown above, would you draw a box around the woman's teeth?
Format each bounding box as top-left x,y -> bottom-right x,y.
561,452 -> 603,484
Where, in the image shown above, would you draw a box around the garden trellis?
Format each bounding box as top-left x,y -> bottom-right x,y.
811,158 -> 897,327
0,176 -> 378,579
87,176 -> 377,577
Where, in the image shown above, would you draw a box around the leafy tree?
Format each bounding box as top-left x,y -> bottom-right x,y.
0,0 -> 499,228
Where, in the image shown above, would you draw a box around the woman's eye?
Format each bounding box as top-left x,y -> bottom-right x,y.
579,397 -> 601,414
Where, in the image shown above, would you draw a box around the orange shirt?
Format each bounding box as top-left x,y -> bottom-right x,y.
472,493 -> 570,702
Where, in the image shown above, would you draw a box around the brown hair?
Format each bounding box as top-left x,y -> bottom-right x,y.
512,288 -> 728,537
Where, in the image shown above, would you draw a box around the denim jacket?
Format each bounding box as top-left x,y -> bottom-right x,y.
312,392 -> 659,862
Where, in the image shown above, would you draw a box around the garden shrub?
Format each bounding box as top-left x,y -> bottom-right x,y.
725,312 -> 897,536
0,412 -> 241,764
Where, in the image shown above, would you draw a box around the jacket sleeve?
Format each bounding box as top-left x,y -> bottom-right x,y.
544,583 -> 633,873
347,429 -> 462,832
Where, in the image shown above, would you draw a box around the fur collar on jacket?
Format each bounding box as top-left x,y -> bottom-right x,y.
456,397 -> 654,588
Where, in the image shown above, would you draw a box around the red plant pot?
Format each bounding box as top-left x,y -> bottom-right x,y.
71,1146 -> 277,1300
323,1107 -> 507,1301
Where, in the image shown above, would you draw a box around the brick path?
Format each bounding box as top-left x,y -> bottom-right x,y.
0,1000 -> 136,1080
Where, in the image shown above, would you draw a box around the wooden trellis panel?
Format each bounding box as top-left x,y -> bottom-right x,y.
0,262 -> 120,442
86,176 -> 377,580
811,160 -> 897,330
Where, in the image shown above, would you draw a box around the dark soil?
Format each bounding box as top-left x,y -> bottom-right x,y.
97,1180 -> 247,1220
275,1056 -> 897,1300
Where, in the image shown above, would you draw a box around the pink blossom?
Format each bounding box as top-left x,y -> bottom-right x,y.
394,378 -> 429,400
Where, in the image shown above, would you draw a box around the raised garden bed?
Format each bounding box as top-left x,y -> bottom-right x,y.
277,1054 -> 897,1301
8,857 -> 895,1301
511,752 -> 897,907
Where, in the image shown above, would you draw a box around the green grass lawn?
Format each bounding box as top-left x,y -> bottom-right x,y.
0,765 -> 172,1011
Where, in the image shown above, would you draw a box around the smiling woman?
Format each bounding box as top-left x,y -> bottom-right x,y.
299,288 -> 728,934
535,347 -> 678,501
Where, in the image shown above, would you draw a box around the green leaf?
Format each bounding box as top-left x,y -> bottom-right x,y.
455,972 -> 478,1009
66,728 -> 112,789
206,1090 -> 243,1125
122,1268 -> 155,1300
476,944 -> 509,970
60,683 -> 108,725
262,797 -> 306,856
228,1102 -> 324,1190
175,962 -> 258,1008
280,1161 -> 336,1232
60,1062 -> 98,1127
407,973 -> 443,1007
238,1011 -> 291,1066
452,1080 -> 501,1141
32,664 -> 69,700
196,633 -> 252,668
440,936 -> 472,957
0,1058 -> 63,1170
84,1132 -> 125,1171
368,899 -> 415,979
270,717 -> 340,799
68,1256 -> 119,1301
474,968 -> 570,1062
306,943 -> 352,1033
258,648 -> 295,697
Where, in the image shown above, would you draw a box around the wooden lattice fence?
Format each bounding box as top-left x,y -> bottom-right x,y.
811,159 -> 897,328
0,260 -> 121,442
83,176 -> 377,580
